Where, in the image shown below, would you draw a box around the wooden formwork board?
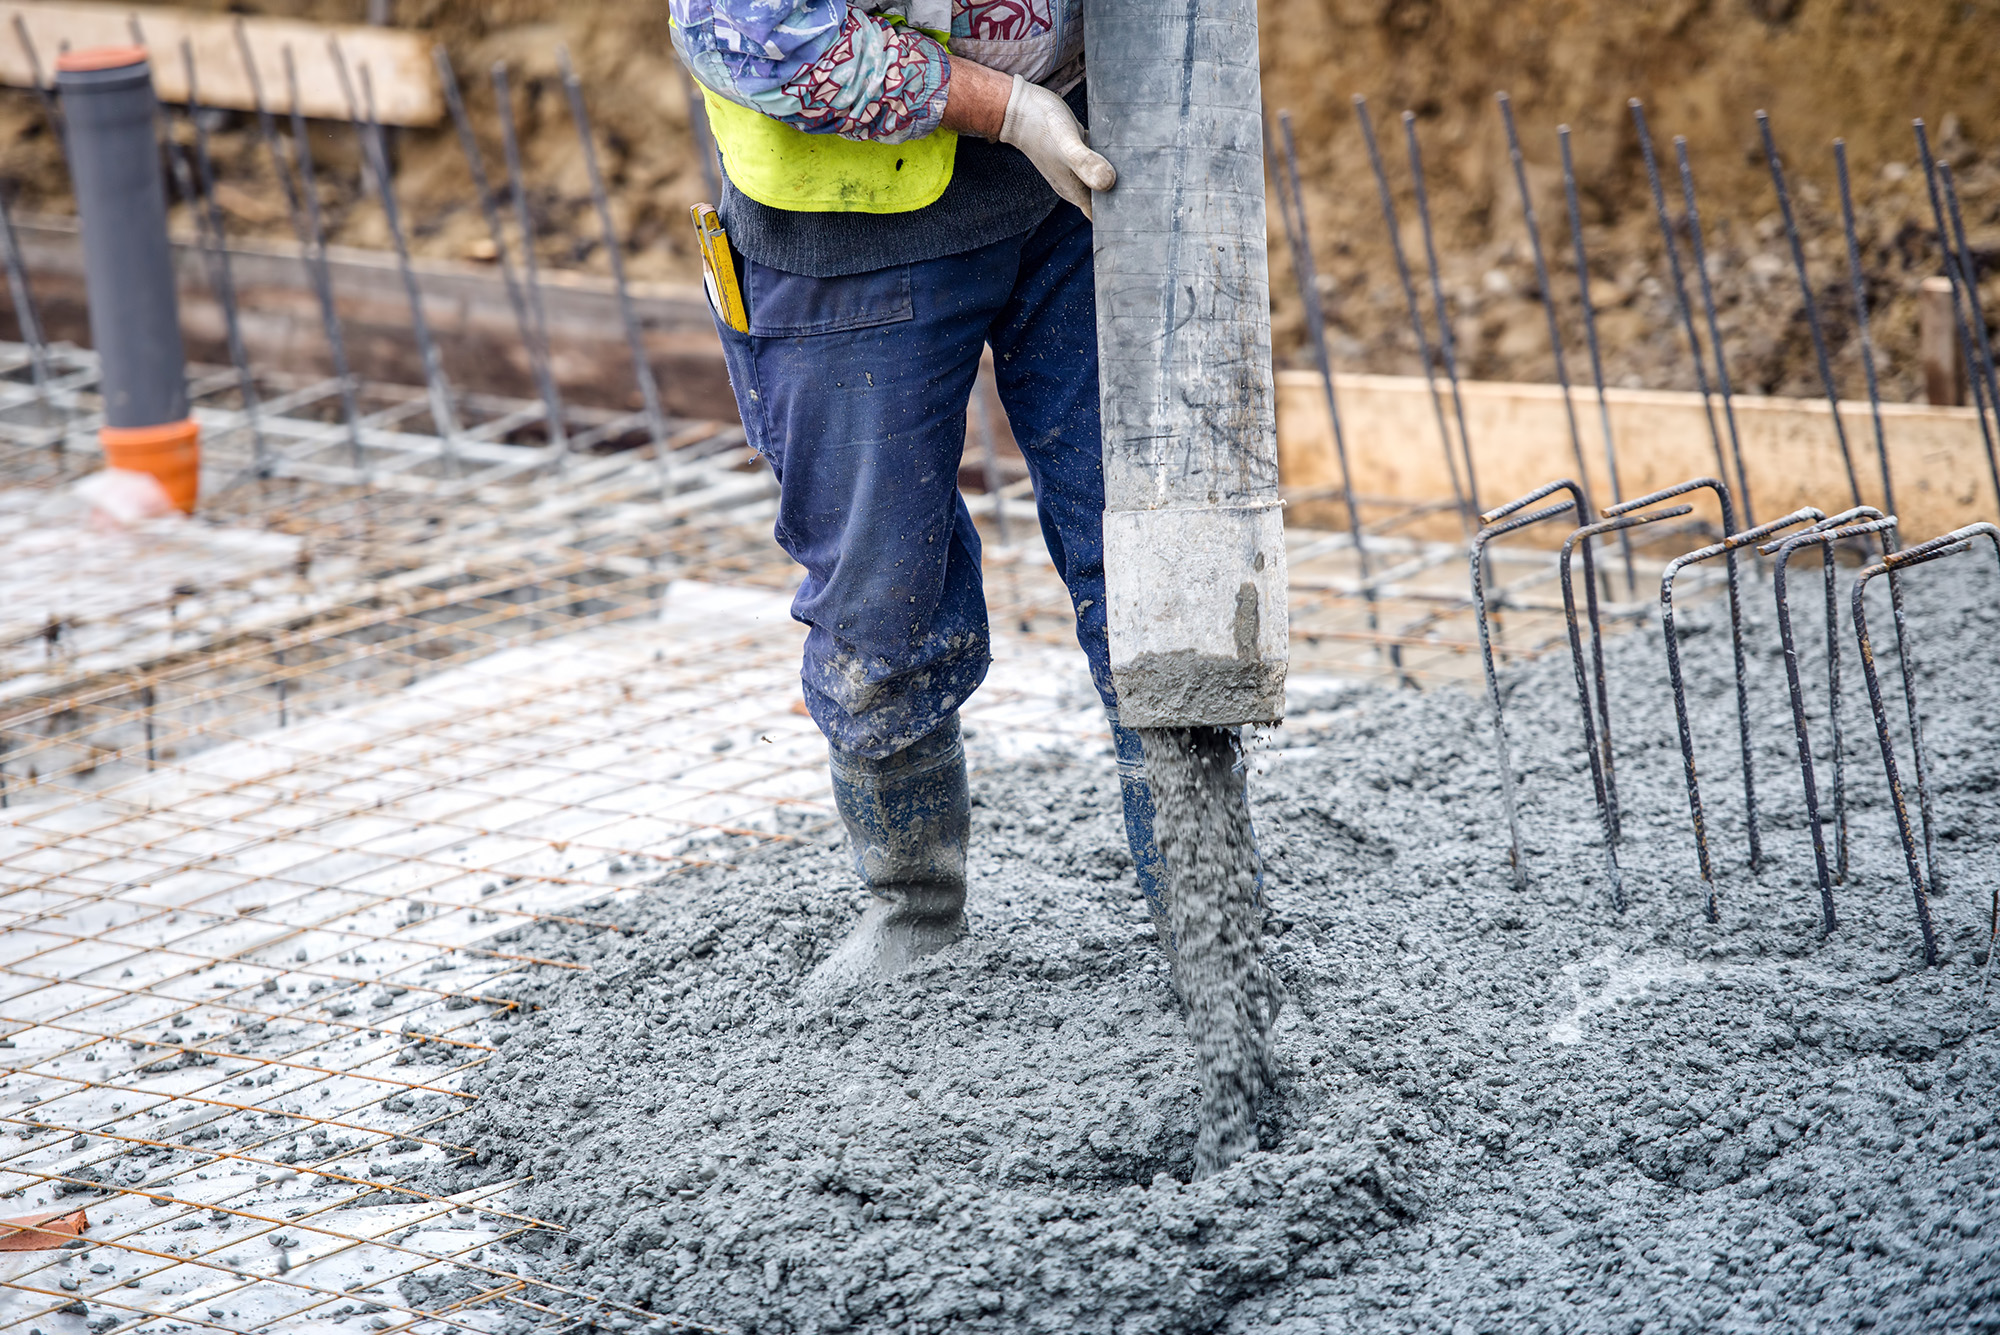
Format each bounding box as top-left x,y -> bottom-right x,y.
0,1 -> 439,125
1276,370 -> 1991,545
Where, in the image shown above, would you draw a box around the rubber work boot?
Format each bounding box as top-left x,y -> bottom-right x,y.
813,716 -> 971,987
1109,710 -> 1176,956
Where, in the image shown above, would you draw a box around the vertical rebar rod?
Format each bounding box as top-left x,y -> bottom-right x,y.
0,184 -> 50,401
1765,509 -> 1936,906
1834,140 -> 1894,521
1662,507 -> 1821,922
276,44 -> 367,476
1940,161 -> 2000,478
1848,535 -> 2000,969
559,47 -> 673,493
1853,539 -> 1955,967
435,48 -> 568,465
1908,143 -> 1995,899
1560,507 -> 1692,908
234,20 -> 304,232
490,64 -> 561,464
1629,100 -> 1731,499
328,43 -> 463,473
180,39 -> 268,477
9,15 -> 63,408
1473,482 -> 1584,892
1274,111 -> 1388,671
1559,125 -> 1635,593
1497,97 -> 1597,522
1831,143 -> 1935,888
1674,137 -> 1756,527
11,15 -> 70,173
1914,119 -> 2000,511
1403,110 -> 1481,518
1608,477 -> 1749,863
1767,525 -> 1864,929
1756,112 -> 1859,512
1352,95 -> 1470,533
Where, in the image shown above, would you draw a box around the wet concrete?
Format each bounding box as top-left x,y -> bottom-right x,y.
428,555 -> 2000,1334
1139,724 -> 1280,1177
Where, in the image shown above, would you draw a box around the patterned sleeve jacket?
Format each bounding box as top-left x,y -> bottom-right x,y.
670,0 -> 1085,145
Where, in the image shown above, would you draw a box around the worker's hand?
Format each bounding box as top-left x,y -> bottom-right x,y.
999,75 -> 1116,219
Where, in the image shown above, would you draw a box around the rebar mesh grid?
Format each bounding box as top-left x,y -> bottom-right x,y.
0,568 -> 1135,1334
0,342 -> 1724,1334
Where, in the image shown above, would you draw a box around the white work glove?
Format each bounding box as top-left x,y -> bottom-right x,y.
998,74 -> 1116,219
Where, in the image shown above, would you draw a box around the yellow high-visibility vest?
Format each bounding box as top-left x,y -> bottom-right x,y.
703,95 -> 958,213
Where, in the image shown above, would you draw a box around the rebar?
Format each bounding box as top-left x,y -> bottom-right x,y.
1851,522 -> 2000,967
1352,95 -> 1471,534
489,62 -> 562,473
1939,161 -> 2000,492
1497,97 -> 1598,536
276,43 -> 368,476
1403,110 -> 1482,519
0,181 -> 49,404
558,46 -> 674,494
1914,119 -> 2000,510
1661,507 -> 1822,923
1558,125 -> 1636,595
1834,139 -> 1895,521
232,18 -> 304,233
2,21 -> 55,405
327,42 -> 463,474
435,47 -> 569,466
1629,100 -> 1732,498
1273,111 -> 1389,672
1756,111 -> 1860,512
179,39 -> 269,478
1609,478 -> 1751,867
1560,505 -> 1693,909
1471,479 -> 1586,891
10,14 -> 69,173
1673,137 -> 1755,528
1762,511 -> 1896,932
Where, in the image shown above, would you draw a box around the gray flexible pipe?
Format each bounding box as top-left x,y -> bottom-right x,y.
59,49 -> 189,430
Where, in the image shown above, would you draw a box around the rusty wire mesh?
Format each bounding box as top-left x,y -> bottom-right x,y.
0,341 -> 1714,1334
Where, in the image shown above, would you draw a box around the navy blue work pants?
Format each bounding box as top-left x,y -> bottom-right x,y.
714,205 -> 1112,758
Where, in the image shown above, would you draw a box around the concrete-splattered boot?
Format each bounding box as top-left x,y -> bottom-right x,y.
811,716 -> 971,988
1110,711 -> 1176,956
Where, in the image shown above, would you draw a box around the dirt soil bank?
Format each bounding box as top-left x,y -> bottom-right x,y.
1,1 -> 1996,398
420,554 -> 1999,1334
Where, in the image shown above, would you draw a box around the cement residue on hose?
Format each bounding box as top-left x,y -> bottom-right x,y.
1139,724 -> 1281,1177
428,559 -> 1998,1333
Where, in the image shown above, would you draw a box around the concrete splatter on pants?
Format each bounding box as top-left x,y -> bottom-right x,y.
712,204 -> 1112,758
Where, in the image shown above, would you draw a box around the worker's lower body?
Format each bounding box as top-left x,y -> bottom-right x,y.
712,202 -> 1185,976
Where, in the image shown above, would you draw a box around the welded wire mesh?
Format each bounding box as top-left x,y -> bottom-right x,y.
0,340 -> 1705,1334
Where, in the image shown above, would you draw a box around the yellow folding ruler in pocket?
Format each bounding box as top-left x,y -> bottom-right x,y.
690,203 -> 748,334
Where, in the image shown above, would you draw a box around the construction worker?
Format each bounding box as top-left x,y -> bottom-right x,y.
672,0 -> 1174,979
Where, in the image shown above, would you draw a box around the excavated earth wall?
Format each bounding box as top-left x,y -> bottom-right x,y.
2,2 -> 1995,397
423,556 -> 1999,1334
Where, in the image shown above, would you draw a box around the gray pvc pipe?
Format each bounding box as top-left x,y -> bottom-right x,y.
59,51 -> 190,429
1086,0 -> 1289,727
